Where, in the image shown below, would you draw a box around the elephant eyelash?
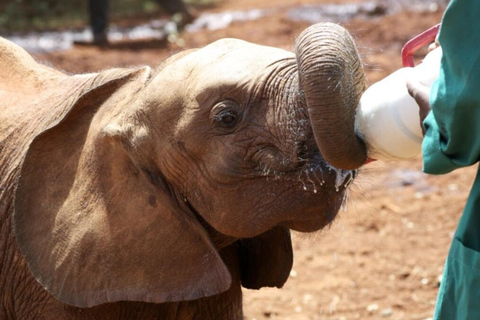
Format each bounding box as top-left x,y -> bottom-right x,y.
212,110 -> 236,122
210,106 -> 241,128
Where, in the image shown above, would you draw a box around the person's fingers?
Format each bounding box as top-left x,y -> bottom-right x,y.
428,41 -> 440,52
407,79 -> 430,107
406,79 -> 431,136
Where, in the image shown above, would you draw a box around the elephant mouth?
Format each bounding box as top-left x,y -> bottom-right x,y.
183,144 -> 357,240
247,153 -> 356,234
254,148 -> 357,193
273,152 -> 357,232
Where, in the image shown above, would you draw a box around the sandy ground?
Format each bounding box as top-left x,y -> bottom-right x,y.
29,1 -> 478,319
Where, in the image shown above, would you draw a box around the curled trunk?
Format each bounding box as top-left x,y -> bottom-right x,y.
294,23 -> 367,170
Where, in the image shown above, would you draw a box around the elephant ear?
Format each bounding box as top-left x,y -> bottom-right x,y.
239,226 -> 293,289
13,67 -> 231,308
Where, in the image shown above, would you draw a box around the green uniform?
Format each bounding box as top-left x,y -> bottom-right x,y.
422,0 -> 480,318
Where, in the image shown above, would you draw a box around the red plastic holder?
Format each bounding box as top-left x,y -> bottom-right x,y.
401,24 -> 441,67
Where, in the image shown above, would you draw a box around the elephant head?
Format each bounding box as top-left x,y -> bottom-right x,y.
12,22 -> 366,308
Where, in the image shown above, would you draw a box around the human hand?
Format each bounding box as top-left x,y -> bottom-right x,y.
428,41 -> 440,52
406,79 -> 431,136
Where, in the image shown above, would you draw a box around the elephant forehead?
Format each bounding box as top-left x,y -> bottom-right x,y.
187,39 -> 294,87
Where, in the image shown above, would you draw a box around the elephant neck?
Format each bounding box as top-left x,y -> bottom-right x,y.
193,210 -> 238,250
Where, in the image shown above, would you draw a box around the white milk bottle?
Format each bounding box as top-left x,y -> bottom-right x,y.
356,47 -> 442,160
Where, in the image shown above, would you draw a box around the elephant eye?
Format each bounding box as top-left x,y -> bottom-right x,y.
219,110 -> 238,126
211,101 -> 241,128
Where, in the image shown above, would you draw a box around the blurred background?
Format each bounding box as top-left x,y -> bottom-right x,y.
0,0 -> 214,31
3,1 -> 469,319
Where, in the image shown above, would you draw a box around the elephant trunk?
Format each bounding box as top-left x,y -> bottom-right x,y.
294,23 -> 367,170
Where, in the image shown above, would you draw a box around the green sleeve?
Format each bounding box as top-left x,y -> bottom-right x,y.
422,0 -> 480,174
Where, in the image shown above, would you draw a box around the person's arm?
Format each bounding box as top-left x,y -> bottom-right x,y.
409,0 -> 480,175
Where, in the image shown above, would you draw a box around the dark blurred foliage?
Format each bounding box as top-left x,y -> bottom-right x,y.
0,0 -> 170,32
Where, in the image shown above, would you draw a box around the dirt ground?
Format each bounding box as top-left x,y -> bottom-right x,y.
31,1 -> 478,319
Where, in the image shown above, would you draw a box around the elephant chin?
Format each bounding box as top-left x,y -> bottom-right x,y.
281,195 -> 343,233
283,215 -> 336,233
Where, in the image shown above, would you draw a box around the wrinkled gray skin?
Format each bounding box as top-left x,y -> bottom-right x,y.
0,23 -> 366,319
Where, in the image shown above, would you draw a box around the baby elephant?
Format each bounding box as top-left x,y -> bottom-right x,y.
0,22 -> 367,319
